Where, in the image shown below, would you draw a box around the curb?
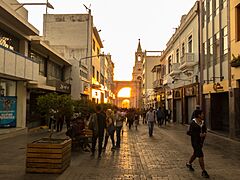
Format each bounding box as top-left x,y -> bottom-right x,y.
0,127 -> 27,141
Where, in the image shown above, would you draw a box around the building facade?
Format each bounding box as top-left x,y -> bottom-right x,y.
163,2 -> 199,124
0,0 -> 39,128
199,0 -> 230,135
229,0 -> 240,138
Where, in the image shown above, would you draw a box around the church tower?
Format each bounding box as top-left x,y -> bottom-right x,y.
132,39 -> 144,81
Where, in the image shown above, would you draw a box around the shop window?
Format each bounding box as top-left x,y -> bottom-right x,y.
0,79 -> 16,97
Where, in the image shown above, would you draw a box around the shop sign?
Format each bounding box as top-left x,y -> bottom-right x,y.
213,82 -> 224,92
0,96 -> 17,127
185,86 -> 196,96
56,81 -> 71,93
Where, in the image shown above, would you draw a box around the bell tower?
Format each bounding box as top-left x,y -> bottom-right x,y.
132,39 -> 144,81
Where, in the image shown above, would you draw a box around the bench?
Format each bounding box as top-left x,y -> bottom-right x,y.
71,129 -> 93,151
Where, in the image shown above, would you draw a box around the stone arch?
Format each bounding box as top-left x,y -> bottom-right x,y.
113,81 -> 141,108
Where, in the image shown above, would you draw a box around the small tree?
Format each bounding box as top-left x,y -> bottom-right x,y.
37,93 -> 74,138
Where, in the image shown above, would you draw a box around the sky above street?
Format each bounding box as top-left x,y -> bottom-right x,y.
18,0 -> 196,81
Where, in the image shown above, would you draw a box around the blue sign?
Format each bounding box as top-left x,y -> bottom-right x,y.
0,96 -> 17,127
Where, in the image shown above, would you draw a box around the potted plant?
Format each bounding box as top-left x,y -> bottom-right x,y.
26,93 -> 73,174
231,54 -> 240,67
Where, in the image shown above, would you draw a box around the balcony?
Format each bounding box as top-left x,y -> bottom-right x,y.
153,79 -> 163,90
0,46 -> 38,81
46,77 -> 71,93
169,63 -> 181,78
179,53 -> 196,76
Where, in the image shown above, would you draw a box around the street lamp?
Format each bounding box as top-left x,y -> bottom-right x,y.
12,1 -> 54,11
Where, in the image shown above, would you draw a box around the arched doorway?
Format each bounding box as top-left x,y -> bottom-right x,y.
114,81 -> 141,108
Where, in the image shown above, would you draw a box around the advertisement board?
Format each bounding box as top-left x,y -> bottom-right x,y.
0,96 -> 17,127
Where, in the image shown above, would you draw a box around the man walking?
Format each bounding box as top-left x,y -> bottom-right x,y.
88,105 -> 106,159
115,109 -> 125,149
186,109 -> 209,178
146,107 -> 156,137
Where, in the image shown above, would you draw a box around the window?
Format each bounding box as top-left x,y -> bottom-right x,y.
237,4 -> 240,41
203,0 -> 207,27
209,37 -> 213,66
0,29 -> 19,52
222,26 -> 228,56
215,0 -> 219,15
100,74 -> 104,84
93,39 -> 95,51
176,49 -> 179,63
203,41 -> 207,69
30,51 -> 47,76
97,71 -> 99,81
92,66 -> 95,78
220,0 -> 227,10
168,56 -> 172,73
97,48 -> 99,55
181,43 -> 185,57
209,0 -> 212,21
214,32 -> 220,63
138,55 -> 141,61
47,61 -> 62,80
188,35 -> 193,53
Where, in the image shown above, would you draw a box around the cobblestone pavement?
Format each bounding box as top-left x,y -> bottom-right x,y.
0,123 -> 240,180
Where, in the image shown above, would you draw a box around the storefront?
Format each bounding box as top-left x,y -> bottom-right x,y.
184,84 -> 198,124
173,88 -> 182,123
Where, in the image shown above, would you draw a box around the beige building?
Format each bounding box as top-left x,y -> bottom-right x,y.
199,0 -> 230,135
27,36 -> 71,128
43,12 -> 106,102
0,0 -> 73,130
153,1 -> 199,123
0,0 -> 39,129
229,0 -> 240,138
142,51 -> 162,109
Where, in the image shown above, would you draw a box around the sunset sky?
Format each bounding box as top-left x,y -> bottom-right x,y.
18,0 -> 196,81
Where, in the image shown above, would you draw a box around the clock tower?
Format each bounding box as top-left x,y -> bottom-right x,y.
132,39 -> 144,81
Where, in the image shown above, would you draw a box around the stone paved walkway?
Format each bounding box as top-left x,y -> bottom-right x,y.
1,123 -> 240,180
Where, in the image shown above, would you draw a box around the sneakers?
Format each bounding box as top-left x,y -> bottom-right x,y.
186,163 -> 195,171
202,170 -> 210,178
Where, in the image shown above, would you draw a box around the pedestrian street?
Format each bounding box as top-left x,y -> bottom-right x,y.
1,123 -> 240,180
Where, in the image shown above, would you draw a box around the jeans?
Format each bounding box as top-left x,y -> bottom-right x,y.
92,136 -> 104,156
116,126 -> 122,147
148,121 -> 154,136
103,132 -> 115,148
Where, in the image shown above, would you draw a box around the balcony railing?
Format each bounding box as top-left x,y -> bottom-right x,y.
0,45 -> 38,81
169,63 -> 181,77
179,53 -> 196,73
153,79 -> 163,89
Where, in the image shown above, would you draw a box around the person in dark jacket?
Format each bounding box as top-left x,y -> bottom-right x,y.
191,105 -> 200,120
88,105 -> 106,159
186,109 -> 209,178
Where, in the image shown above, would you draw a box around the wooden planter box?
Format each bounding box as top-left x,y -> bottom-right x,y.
26,138 -> 71,174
